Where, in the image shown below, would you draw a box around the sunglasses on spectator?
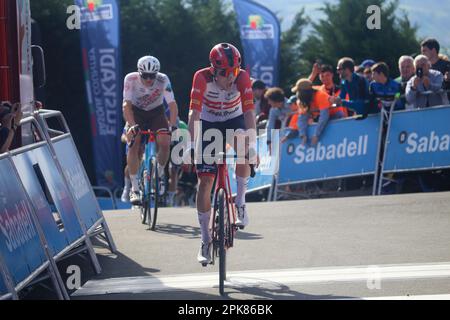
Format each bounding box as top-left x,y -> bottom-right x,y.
140,72 -> 157,80
216,67 -> 240,78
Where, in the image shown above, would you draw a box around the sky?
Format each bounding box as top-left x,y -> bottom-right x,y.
233,0 -> 450,52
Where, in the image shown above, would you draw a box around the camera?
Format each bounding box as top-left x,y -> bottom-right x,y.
416,67 -> 423,78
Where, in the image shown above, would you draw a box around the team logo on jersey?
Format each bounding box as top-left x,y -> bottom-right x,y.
241,14 -> 274,40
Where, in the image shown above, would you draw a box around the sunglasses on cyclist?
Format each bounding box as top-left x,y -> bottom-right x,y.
140,72 -> 157,80
216,67 -> 240,78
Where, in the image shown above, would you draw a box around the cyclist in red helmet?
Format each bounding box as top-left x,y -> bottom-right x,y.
184,43 -> 257,264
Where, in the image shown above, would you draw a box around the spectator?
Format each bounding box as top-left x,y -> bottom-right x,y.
292,79 -> 333,146
0,102 -> 22,153
251,79 -> 271,125
405,55 -> 449,109
360,59 -> 376,70
281,95 -> 300,143
355,66 -> 365,77
330,57 -> 370,116
264,87 -> 292,148
420,38 -> 450,96
359,59 -> 375,82
396,55 -> 416,109
309,63 -> 349,118
364,67 -> 373,82
369,62 -> 403,111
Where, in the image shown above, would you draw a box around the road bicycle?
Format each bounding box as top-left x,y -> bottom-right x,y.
130,129 -> 169,230
205,150 -> 255,296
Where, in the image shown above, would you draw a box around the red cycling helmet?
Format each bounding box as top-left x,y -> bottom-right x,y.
209,43 -> 241,77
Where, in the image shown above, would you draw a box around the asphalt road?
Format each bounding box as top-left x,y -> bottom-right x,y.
25,191 -> 450,300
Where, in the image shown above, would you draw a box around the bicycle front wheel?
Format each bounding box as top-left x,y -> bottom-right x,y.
148,157 -> 159,230
217,188 -> 228,296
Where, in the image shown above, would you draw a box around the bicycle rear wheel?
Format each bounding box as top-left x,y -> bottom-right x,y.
147,157 -> 159,230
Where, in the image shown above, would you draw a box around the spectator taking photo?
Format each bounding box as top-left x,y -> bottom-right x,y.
405,55 -> 449,109
0,101 -> 23,154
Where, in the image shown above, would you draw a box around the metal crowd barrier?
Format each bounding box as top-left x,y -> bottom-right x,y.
0,253 -> 17,300
93,186 -> 116,210
0,120 -> 69,299
377,104 -> 450,195
0,112 -> 117,299
35,109 -> 116,253
262,104 -> 450,200
270,114 -> 382,200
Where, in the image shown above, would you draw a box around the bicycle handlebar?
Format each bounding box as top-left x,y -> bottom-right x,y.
127,129 -> 171,148
202,152 -> 256,178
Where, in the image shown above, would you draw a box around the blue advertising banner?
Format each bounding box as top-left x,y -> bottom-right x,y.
12,147 -> 84,244
76,0 -> 123,189
0,158 -> 48,285
228,133 -> 279,195
12,150 -> 79,256
278,115 -> 381,184
233,0 -> 280,87
383,106 -> 450,173
53,138 -> 102,230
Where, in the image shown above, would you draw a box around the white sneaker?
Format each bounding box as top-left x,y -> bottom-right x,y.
235,204 -> 249,228
121,188 -> 130,203
129,191 -> 141,206
197,241 -> 212,265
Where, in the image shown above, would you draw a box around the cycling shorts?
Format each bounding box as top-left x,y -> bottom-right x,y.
132,104 -> 169,133
195,115 -> 246,177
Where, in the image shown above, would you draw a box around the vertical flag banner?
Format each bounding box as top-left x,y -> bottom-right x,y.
76,0 -> 123,189
233,0 -> 280,87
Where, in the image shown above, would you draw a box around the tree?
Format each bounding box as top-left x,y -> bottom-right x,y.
120,0 -> 240,120
29,0 -> 242,183
30,0 -> 95,181
279,8 -> 309,94
300,0 -> 420,78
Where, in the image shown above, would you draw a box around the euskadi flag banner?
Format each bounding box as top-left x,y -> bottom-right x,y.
76,0 -> 123,189
233,0 -> 281,87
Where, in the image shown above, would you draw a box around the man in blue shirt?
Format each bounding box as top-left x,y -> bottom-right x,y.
329,57 -> 370,116
369,62 -> 403,111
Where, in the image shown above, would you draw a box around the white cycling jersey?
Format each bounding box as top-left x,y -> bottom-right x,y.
123,72 -> 175,111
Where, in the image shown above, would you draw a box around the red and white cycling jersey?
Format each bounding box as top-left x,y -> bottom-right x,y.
123,72 -> 175,111
189,68 -> 254,122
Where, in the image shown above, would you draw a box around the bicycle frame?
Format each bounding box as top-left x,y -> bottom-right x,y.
139,129 -> 170,191
139,130 -> 156,195
214,160 -> 237,246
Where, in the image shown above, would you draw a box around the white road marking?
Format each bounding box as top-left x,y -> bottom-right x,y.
73,262 -> 450,297
345,294 -> 450,300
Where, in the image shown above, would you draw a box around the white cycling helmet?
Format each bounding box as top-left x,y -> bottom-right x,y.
137,56 -> 160,74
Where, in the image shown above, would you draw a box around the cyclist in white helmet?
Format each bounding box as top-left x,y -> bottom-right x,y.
123,55 -> 179,205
